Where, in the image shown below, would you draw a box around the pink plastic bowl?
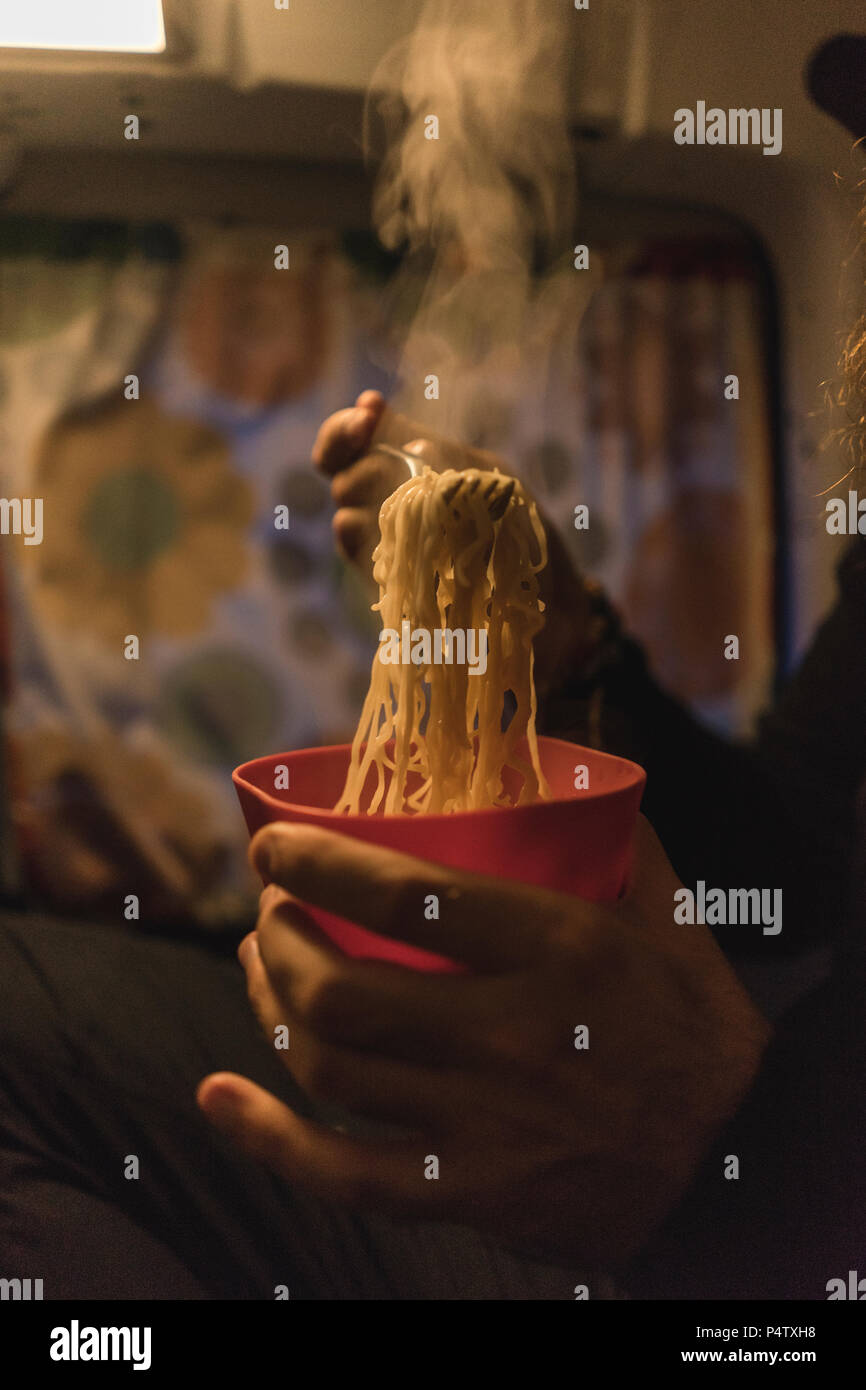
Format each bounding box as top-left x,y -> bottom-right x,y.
233,736 -> 645,973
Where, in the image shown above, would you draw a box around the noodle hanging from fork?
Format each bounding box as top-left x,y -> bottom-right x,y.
335,466 -> 551,815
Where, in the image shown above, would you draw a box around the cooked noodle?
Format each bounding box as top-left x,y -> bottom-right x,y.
335,466 -> 551,815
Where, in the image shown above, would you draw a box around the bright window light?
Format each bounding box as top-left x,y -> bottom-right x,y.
0,1 -> 167,54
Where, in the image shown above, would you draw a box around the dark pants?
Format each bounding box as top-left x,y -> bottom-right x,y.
0,909 -> 586,1300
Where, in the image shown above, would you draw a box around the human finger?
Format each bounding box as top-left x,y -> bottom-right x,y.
250,823 -> 570,970
331,506 -> 378,564
312,392 -> 385,477
196,1072 -> 457,1217
330,452 -> 408,510
253,886 -> 487,1065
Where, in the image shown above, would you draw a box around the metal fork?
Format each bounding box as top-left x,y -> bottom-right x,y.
372,443 -> 516,521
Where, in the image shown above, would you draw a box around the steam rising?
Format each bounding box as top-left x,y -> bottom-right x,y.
366,0 -> 594,444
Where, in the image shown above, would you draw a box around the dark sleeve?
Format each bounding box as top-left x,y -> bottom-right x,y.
623,921 -> 866,1299
539,539 -> 866,955
539,541 -> 866,1297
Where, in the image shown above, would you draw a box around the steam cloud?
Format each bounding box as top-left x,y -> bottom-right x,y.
365,0 -> 595,448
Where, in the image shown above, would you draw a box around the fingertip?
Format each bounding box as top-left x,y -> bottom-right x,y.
332,506 -> 371,563
198,1076 -> 309,1181
238,931 -> 260,968
249,828 -> 275,881
345,408 -> 371,440
252,823 -> 337,896
196,1072 -> 245,1118
258,882 -> 285,913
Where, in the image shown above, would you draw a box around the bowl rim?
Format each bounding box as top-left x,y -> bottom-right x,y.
232,734 -> 646,825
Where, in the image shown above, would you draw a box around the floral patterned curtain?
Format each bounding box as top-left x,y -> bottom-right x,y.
0,220 -> 389,927
512,238 -> 776,739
